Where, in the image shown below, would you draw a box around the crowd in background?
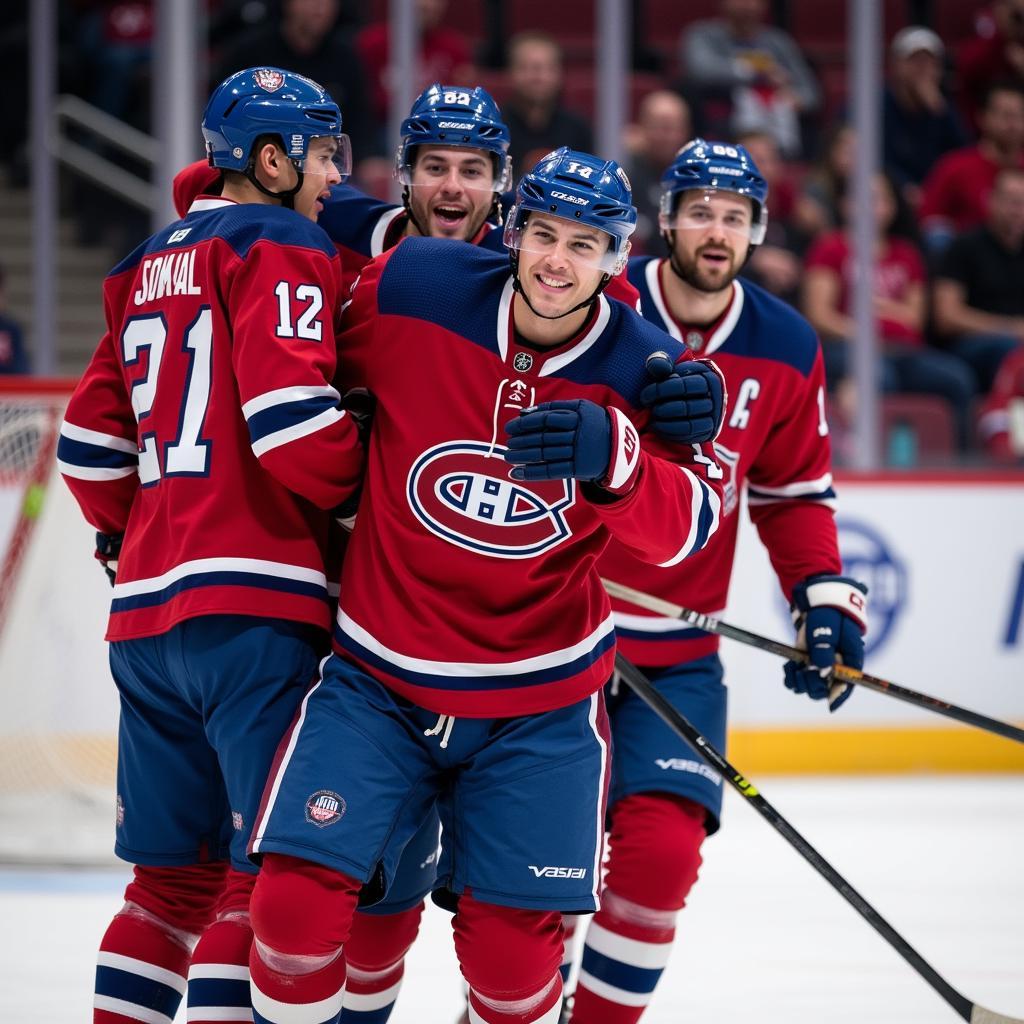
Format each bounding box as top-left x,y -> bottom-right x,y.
2,0 -> 1023,464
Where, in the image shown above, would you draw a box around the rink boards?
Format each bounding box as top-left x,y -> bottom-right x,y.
1,469 -> 1022,775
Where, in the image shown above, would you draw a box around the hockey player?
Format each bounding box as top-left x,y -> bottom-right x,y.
57,68 -> 365,1024
242,147 -> 726,1024
172,81 -> 641,311
566,139 -> 870,1023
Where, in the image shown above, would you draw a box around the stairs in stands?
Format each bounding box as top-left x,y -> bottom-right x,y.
0,171 -> 119,376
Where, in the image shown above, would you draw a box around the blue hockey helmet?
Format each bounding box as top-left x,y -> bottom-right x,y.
504,147 -> 637,276
659,138 -> 768,244
202,67 -> 351,179
396,83 -> 512,191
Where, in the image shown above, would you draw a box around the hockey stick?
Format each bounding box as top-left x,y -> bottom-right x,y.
613,653 -> 1022,1023
603,578 -> 1024,746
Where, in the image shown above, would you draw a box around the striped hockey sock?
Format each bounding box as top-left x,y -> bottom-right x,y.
94,905 -> 193,1024
559,915 -> 577,988
570,894 -> 677,1024
187,868 -> 257,1023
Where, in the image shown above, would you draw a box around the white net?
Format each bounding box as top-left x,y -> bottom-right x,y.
0,383 -> 119,864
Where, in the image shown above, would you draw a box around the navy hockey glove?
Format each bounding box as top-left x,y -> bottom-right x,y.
504,399 -> 642,495
95,531 -> 123,587
784,575 -> 868,712
640,352 -> 726,445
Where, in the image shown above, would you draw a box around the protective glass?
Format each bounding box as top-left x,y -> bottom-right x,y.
504,207 -> 628,275
396,149 -> 511,193
659,189 -> 767,245
302,134 -> 352,182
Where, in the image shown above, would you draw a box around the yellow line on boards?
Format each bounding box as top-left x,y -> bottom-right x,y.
727,725 -> 1024,774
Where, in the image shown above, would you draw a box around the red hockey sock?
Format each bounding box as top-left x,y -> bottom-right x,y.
340,901 -> 425,1021
571,794 -> 707,1024
249,853 -> 361,1024
188,868 -> 257,1023
455,892 -> 565,1024
95,862 -> 226,1023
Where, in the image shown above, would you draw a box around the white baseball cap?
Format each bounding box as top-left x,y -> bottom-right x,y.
891,26 -> 945,59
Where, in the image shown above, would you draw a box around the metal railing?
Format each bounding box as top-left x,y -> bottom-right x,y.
51,94 -> 157,212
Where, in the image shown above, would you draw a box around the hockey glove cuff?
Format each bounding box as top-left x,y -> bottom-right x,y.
784,575 -> 868,712
504,400 -> 641,496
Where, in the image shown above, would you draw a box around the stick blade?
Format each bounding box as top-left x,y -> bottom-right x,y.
972,1005 -> 1024,1023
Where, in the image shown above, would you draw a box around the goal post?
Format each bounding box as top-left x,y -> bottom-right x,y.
0,378 -> 119,864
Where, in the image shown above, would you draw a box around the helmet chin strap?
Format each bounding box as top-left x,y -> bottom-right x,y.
246,156 -> 304,210
509,250 -> 610,320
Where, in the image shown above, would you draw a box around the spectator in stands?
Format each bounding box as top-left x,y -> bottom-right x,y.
0,265 -> 29,376
77,1 -> 154,129
883,26 -> 967,212
958,0 -> 1024,132
802,172 -> 975,449
680,0 -> 821,158
933,168 -> 1024,395
918,81 -> 1024,254
977,347 -> 1024,461
502,31 -> 593,178
794,121 -> 854,242
215,0 -> 375,160
735,129 -> 803,303
358,0 -> 473,128
623,90 -> 692,253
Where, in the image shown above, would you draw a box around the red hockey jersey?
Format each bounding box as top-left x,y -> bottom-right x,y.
330,239 -> 724,718
601,258 -> 842,667
58,197 -> 365,641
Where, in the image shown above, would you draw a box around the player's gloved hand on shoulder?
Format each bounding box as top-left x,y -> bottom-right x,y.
503,399 -> 641,496
342,388 -> 376,447
95,531 -> 123,587
640,352 -> 726,445
784,574 -> 868,712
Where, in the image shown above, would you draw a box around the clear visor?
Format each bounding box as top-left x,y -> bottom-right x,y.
302,134 -> 352,182
659,189 -> 767,245
396,148 -> 511,194
504,208 -> 629,275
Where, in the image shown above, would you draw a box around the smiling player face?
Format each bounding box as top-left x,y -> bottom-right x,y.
406,145 -> 498,240
514,213 -> 613,319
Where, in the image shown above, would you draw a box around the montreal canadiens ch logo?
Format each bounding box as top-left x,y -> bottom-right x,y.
408,440 -> 576,558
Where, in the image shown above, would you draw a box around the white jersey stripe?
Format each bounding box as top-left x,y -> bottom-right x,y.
60,419 -> 139,453
588,692 -> 610,906
111,556 -> 327,599
57,460 -> 137,481
337,609 -> 616,678
658,469 -> 720,568
250,407 -> 344,458
746,472 -> 834,498
241,384 -> 341,420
